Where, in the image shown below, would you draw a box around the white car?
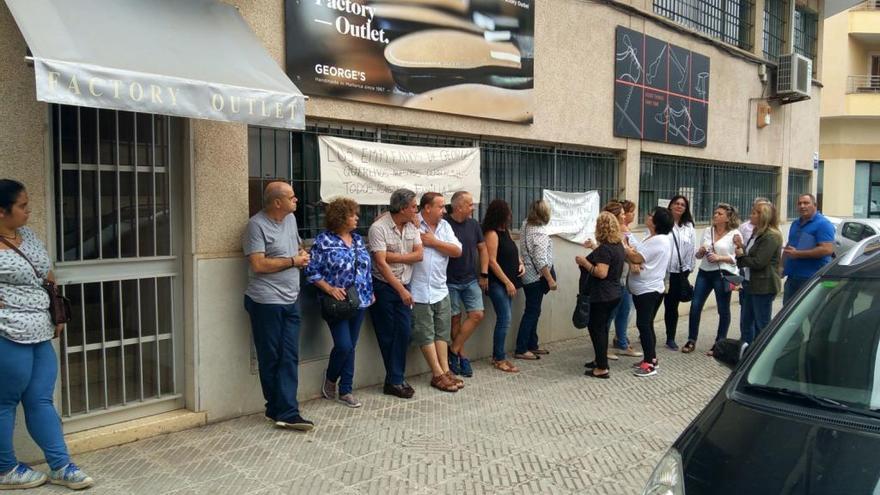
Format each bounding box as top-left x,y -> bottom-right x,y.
830,217 -> 880,257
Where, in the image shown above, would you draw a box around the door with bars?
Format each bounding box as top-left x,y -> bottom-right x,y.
52,105 -> 184,428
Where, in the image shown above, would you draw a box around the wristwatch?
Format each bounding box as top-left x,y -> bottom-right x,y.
479,273 -> 489,278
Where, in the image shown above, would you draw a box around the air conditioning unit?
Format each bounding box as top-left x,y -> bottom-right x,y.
776,53 -> 812,99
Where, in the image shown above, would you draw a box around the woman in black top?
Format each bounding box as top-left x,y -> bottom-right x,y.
576,212 -> 626,378
482,199 -> 524,373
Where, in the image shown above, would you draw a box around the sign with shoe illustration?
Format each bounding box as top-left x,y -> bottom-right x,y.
285,0 -> 534,123
613,26 -> 710,147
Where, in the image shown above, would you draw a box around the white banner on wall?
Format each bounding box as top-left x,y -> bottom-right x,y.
319,136 -> 481,205
542,189 -> 601,244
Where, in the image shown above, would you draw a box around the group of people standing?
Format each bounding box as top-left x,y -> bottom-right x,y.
241,184 -> 566,431
242,182 -> 837,431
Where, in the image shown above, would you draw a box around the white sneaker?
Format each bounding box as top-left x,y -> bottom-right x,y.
0,463 -> 47,490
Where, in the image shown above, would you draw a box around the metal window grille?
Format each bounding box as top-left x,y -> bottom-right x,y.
763,0 -> 787,62
653,0 -> 755,51
479,142 -> 618,224
53,105 -> 182,419
248,126 -> 620,236
794,7 -> 818,66
640,154 -> 779,223
787,169 -> 812,219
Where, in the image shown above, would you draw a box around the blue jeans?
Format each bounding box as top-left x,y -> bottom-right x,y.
739,283 -> 775,344
369,279 -> 412,386
326,309 -> 366,395
609,286 -> 632,349
487,280 -> 513,361
244,295 -> 302,422
783,276 -> 810,306
0,338 -> 70,472
687,270 -> 732,343
515,281 -> 545,354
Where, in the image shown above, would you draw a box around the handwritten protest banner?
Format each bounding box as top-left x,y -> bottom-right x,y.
319,136 -> 481,205
542,189 -> 601,244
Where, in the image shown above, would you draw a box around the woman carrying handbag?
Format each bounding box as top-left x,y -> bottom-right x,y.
663,195 -> 696,350
306,198 -> 374,409
0,180 -> 94,490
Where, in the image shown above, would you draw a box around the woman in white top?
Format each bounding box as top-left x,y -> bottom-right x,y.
625,207 -> 674,377
662,195 -> 696,351
682,203 -> 742,355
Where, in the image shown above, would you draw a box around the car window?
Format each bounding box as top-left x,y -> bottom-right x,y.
860,226 -> 877,241
745,278 -> 880,411
842,222 -> 865,242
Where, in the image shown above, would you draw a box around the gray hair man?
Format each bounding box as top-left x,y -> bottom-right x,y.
368,188 -> 423,398
445,191 -> 488,378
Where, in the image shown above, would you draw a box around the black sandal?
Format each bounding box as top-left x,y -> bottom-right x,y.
681,341 -> 696,354
585,370 -> 610,379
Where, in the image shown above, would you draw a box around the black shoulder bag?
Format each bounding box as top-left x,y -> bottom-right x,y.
572,264 -> 592,330
671,231 -> 694,302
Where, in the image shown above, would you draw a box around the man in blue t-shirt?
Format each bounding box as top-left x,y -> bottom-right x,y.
782,193 -> 835,305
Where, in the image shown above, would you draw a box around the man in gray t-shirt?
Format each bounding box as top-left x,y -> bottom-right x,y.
243,182 -> 313,431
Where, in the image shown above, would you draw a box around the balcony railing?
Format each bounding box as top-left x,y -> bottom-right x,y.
853,0 -> 880,10
848,75 -> 880,93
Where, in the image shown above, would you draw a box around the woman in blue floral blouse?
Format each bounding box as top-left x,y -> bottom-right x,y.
305,198 -> 373,408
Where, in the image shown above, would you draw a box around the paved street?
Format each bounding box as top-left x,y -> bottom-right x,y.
32,308 -> 748,495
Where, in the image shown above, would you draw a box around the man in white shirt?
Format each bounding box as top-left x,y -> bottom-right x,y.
410,192 -> 463,393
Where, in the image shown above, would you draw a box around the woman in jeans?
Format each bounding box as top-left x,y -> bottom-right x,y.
734,202 -> 782,344
663,195 -> 696,350
625,207 -> 673,377
482,200 -> 524,373
515,200 -> 557,360
307,198 -> 373,408
577,212 -> 626,378
0,180 -> 94,490
682,203 -> 742,355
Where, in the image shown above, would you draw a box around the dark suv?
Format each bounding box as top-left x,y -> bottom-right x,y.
642,236 -> 880,495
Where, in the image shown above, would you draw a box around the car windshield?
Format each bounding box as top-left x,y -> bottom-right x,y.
745,278 -> 880,413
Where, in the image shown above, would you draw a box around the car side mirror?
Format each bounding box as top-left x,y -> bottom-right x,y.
713,338 -> 749,369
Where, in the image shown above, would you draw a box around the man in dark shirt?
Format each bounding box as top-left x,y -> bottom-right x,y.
445,191 -> 489,377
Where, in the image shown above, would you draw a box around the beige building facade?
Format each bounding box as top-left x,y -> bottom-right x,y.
820,1 -> 880,218
1,0 -> 823,460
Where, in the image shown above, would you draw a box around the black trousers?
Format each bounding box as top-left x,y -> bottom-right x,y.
633,292 -> 664,364
587,298 -> 620,370
663,271 -> 690,343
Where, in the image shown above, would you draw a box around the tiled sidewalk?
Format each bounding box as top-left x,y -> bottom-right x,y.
33,316 -> 739,495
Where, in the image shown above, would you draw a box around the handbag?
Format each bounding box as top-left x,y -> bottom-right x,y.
539,266 -> 557,294
671,231 -> 694,302
0,237 -> 72,325
571,266 -> 591,329
710,231 -> 744,293
319,286 -> 361,323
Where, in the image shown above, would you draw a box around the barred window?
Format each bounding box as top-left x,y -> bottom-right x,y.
794,7 -> 818,67
248,127 -> 620,238
480,143 -> 618,225
653,0 -> 755,51
640,154 -> 779,223
787,169 -> 812,219
763,0 -> 787,62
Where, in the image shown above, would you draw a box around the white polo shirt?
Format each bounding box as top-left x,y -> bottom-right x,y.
411,216 -> 462,305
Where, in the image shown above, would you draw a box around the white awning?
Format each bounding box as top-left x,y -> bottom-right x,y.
4,0 -> 306,130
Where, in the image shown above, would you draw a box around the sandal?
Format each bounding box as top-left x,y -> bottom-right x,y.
531,348 -> 549,355
584,361 -> 597,369
585,370 -> 610,379
681,341 -> 696,354
514,352 -> 540,360
492,359 -> 520,373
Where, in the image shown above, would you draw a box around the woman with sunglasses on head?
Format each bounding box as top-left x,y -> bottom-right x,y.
681,203 -> 742,356
663,195 -> 696,351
